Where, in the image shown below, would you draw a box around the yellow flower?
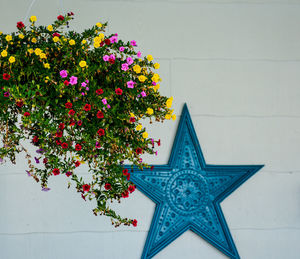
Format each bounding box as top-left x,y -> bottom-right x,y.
147,55 -> 153,61
142,132 -> 149,139
1,50 -> 8,57
79,60 -> 87,68
130,113 -> 135,118
53,36 -> 59,43
44,63 -> 50,69
138,75 -> 147,82
94,42 -> 100,48
172,114 -> 176,121
94,36 -> 101,43
45,76 -> 49,83
146,108 -> 153,115
81,39 -> 87,44
96,22 -> 102,28
136,124 -> 142,131
133,65 -> 141,74
5,35 -> 12,42
166,97 -> 173,108
154,63 -> 160,69
40,53 -> 47,59
30,16 -> 37,22
99,33 -> 105,40
9,56 -> 15,63
69,39 -> 75,46
165,114 -> 171,120
31,38 -> 37,43
151,73 -> 160,83
27,48 -> 34,54
47,25 -> 53,31
0,31 -> 2,35
34,48 -> 42,56
154,84 -> 160,92
18,34 -> 24,39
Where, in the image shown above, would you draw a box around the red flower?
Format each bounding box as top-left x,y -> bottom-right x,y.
77,120 -> 82,126
52,168 -> 60,176
115,88 -> 123,95
67,12 -> 74,16
69,119 -> 76,126
55,131 -> 63,138
82,184 -> 90,192
122,190 -> 129,198
16,21 -> 25,30
75,143 -> 82,151
16,100 -> 24,107
84,104 -> 91,111
52,32 -> 60,37
56,140 -> 62,145
64,80 -> 69,86
132,219 -> 137,227
75,160 -> 81,167
66,171 -> 72,177
129,117 -> 136,123
59,123 -> 65,130
104,183 -> 111,190
3,73 -> 10,80
68,109 -> 75,115
108,58 -> 115,64
136,148 -> 142,155
100,41 -> 104,47
157,139 -> 161,146
65,102 -> 72,109
24,112 -> 30,117
96,88 -> 103,95
43,158 -> 48,164
126,174 -> 131,181
128,185 -> 136,193
122,169 -> 129,176
104,39 -> 111,45
96,111 -> 104,119
97,128 -> 105,136
151,166 -> 154,171
32,136 -> 39,143
57,15 -> 64,21
61,142 -> 68,149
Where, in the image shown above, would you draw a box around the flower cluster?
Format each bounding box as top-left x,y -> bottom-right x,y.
0,14 -> 175,227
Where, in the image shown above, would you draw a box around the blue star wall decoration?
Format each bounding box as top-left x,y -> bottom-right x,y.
126,104 -> 263,259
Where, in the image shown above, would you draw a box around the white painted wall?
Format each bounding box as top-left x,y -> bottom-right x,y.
0,0 -> 300,258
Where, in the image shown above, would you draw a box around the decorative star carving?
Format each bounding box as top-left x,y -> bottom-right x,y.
126,104 -> 263,259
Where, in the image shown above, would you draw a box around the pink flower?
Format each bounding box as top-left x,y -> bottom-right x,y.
95,142 -> 101,149
152,81 -> 157,85
121,63 -> 129,71
127,80 -> 135,89
137,51 -> 141,58
81,82 -> 87,87
102,98 -> 107,105
119,46 -> 125,52
109,54 -> 115,60
103,55 -> 109,61
69,76 -> 78,85
130,40 -> 137,46
107,104 -> 111,109
110,35 -> 118,43
141,91 -> 146,97
60,70 -> 68,78
86,87 -> 89,91
126,57 -> 133,65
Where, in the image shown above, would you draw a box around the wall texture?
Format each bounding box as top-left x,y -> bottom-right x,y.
1,0 -> 300,258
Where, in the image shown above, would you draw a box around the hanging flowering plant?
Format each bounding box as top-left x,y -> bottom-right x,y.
0,13 -> 175,227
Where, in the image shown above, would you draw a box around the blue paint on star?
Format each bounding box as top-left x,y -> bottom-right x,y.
126,104 -> 263,259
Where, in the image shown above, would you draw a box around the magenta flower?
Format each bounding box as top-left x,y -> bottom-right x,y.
137,51 -> 141,58
95,142 -> 101,149
126,57 -> 133,65
152,81 -> 157,85
121,63 -> 129,71
109,54 -> 115,60
4,92 -> 10,97
102,98 -> 107,105
86,87 -> 89,91
81,92 -> 85,96
141,91 -> 146,97
70,76 -> 78,85
119,46 -> 125,52
85,79 -> 89,84
130,40 -> 137,46
107,104 -> 111,109
110,35 -> 118,43
60,70 -> 68,78
127,80 -> 135,89
81,82 -> 87,87
103,55 -> 109,61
